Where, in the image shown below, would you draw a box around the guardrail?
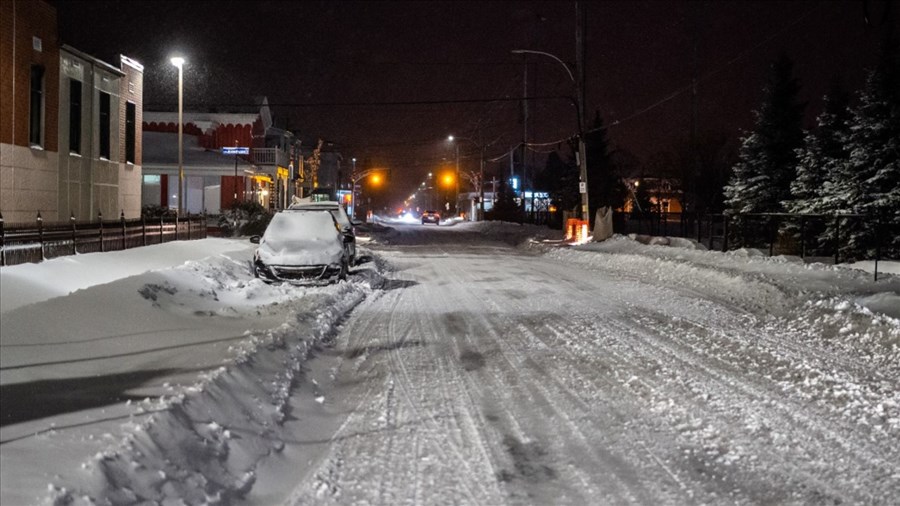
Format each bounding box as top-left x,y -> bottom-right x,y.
0,211 -> 208,267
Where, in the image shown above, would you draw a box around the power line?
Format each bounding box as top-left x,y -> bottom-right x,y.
514,1 -> 826,148
145,95 -> 571,110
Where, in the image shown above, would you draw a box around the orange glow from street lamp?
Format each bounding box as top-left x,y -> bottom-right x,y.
370,174 -> 382,185
442,173 -> 454,187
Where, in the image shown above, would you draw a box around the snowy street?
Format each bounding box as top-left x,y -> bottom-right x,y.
1,222 -> 898,505
263,223 -> 900,505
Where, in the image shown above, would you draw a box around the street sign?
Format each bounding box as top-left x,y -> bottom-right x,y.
579,182 -> 587,194
222,147 -> 249,155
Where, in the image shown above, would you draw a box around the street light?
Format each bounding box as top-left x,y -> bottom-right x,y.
511,49 -> 589,224
447,134 -> 494,221
447,136 -> 460,217
349,167 -> 388,221
170,56 -> 185,215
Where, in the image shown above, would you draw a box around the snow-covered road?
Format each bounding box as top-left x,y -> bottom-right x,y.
253,223 -> 900,505
1,221 -> 897,505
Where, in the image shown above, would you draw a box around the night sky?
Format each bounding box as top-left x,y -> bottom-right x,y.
52,0 -> 894,202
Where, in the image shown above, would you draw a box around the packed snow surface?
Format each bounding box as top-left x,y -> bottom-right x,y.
1,223 -> 898,505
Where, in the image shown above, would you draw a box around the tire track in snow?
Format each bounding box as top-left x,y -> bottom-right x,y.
531,252 -> 899,504
447,254 -> 674,504
380,268 -> 496,504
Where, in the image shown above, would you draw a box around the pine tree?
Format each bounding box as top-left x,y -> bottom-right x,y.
786,84 -> 852,254
788,84 -> 851,215
584,112 -> 614,217
725,54 -> 806,247
725,54 -> 806,215
842,36 -> 900,258
536,150 -> 579,213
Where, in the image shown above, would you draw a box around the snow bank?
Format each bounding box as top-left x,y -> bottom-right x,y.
0,238 -> 248,314
0,239 -> 387,505
548,235 -> 900,375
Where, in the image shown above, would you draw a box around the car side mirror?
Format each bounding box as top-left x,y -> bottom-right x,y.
250,236 -> 260,244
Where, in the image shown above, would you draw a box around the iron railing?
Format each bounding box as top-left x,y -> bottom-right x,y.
0,211 -> 208,267
613,211 -> 896,280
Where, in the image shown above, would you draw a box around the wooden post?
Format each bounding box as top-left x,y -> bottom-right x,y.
121,210 -> 127,250
142,214 -> 147,246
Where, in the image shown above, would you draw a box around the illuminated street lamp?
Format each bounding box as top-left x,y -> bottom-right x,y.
349,167 -> 388,220
447,136 -> 460,216
170,56 -> 185,214
512,49 -> 589,223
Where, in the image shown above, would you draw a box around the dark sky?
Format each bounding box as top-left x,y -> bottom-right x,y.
53,0 -> 895,202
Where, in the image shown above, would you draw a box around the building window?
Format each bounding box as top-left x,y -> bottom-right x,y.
69,79 -> 82,154
99,92 -> 111,159
125,102 -> 136,163
29,65 -> 44,146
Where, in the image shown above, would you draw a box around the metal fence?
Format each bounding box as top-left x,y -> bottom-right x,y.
613,211 -> 896,279
0,212 -> 208,267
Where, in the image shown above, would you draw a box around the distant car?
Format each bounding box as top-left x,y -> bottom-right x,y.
288,199 -> 358,265
421,210 -> 441,225
250,210 -> 351,284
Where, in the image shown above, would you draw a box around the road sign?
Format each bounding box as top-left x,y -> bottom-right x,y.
579,182 -> 587,193
222,147 -> 249,155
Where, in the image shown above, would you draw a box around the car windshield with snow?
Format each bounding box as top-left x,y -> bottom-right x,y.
287,199 -> 357,264
251,210 -> 350,283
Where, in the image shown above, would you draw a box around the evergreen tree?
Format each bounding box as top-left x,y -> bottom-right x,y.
584,111 -> 618,217
535,150 -> 579,216
842,36 -> 900,258
486,180 -> 522,223
788,83 -> 852,215
725,54 -> 806,215
786,84 -> 852,254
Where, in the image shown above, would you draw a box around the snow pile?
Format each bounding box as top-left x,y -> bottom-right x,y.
0,239 -> 386,505
81,281 -> 370,505
0,238 -> 248,314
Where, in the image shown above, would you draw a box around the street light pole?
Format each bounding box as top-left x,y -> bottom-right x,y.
171,57 -> 185,215
350,157 -> 357,219
511,47 -> 590,224
448,136 -> 460,217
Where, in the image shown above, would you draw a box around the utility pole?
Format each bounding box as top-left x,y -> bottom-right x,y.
575,1 -> 589,224
523,59 -> 529,222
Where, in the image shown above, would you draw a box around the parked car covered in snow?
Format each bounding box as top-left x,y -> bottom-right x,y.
250,210 -> 351,283
288,198 -> 358,265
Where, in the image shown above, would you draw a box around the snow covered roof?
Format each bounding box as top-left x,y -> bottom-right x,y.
142,131 -> 254,169
143,111 -> 259,129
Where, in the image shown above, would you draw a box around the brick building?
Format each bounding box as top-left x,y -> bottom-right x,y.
0,0 -> 143,224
